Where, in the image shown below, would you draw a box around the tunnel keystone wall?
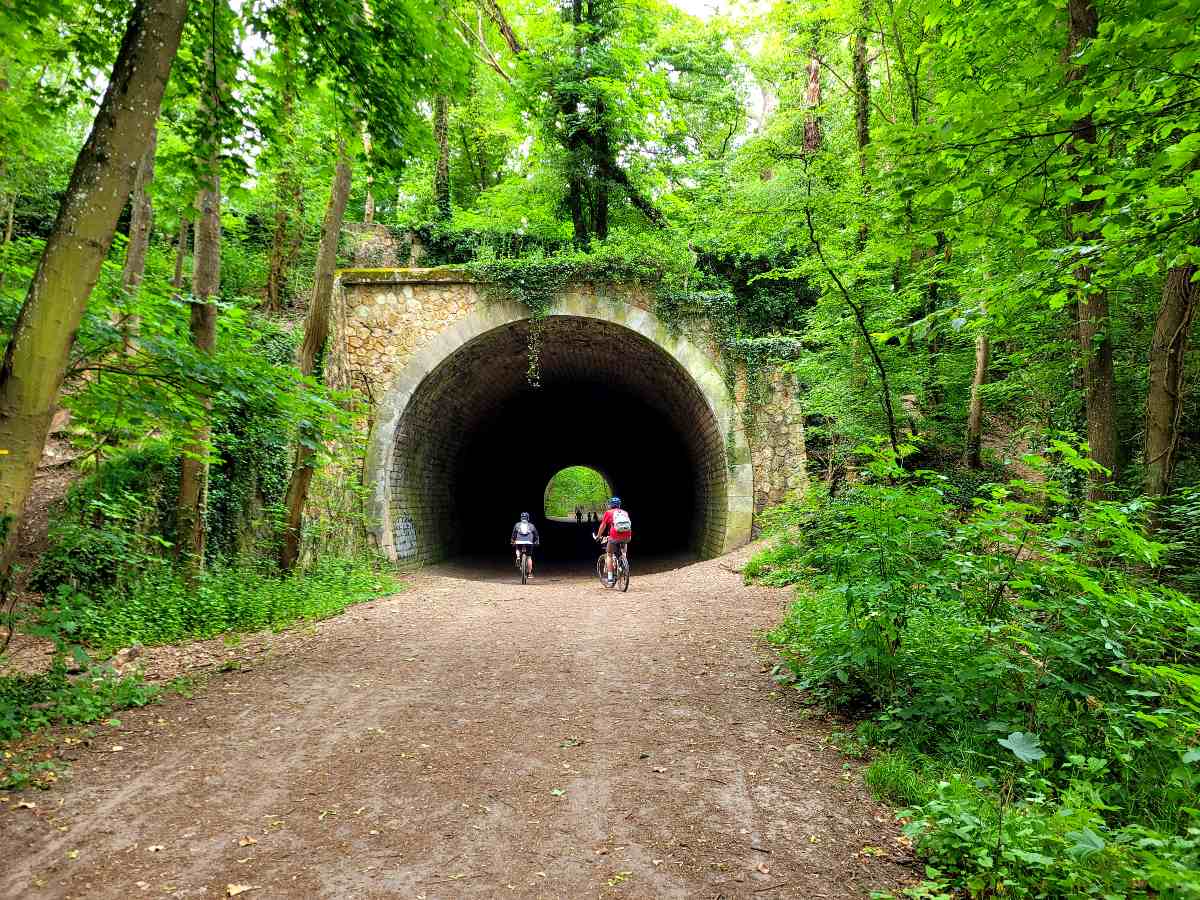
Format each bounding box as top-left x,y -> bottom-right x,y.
329,269 -> 807,563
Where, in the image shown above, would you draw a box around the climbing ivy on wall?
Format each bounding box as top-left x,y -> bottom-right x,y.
465,247 -> 809,406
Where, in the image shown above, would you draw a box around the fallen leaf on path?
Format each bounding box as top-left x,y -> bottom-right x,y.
66,850 -> 78,860
226,884 -> 257,896
110,745 -> 125,752
16,801 -> 36,810
147,845 -> 165,852
238,836 -> 257,847
606,872 -> 632,886
756,862 -> 770,875
860,845 -> 886,857
652,767 -> 667,773
594,848 -> 609,856
549,788 -> 565,797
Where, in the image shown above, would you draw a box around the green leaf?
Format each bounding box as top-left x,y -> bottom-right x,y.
1065,828 -> 1106,859
997,732 -> 1045,764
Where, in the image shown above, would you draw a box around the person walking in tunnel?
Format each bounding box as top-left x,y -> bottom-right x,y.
511,512 -> 541,580
593,497 -> 632,585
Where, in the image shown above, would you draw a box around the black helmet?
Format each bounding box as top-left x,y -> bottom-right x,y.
520,512 -> 530,521
609,497 -> 621,508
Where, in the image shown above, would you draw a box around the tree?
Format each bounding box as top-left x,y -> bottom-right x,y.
176,30 -> 225,574
1143,264 -> 1198,499
279,141 -> 352,572
0,0 -> 189,573
433,94 -> 452,219
1065,0 -> 1117,500
117,131 -> 159,353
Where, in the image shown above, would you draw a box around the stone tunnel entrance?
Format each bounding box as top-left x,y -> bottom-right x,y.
359,293 -> 754,569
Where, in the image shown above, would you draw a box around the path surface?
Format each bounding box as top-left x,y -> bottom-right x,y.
1,552 -> 912,899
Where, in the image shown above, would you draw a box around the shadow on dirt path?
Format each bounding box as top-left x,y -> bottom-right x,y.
0,549 -> 913,899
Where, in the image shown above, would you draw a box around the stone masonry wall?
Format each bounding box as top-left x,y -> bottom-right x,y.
330,269 -> 808,523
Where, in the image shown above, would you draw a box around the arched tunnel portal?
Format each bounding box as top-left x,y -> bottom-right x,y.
363,297 -> 754,568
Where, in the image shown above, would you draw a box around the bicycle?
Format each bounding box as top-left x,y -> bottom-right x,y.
595,536 -> 630,592
514,544 -> 533,584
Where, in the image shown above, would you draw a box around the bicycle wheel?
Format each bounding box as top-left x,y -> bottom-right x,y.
597,554 -> 614,588
520,551 -> 528,585
617,550 -> 630,592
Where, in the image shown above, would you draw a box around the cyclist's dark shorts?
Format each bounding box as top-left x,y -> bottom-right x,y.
605,537 -> 630,555
515,542 -> 535,556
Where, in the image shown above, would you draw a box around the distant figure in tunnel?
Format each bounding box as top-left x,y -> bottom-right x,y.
511,512 -> 541,579
593,497 -> 633,585
575,506 -> 583,525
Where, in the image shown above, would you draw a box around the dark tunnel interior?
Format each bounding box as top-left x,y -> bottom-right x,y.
387,316 -> 729,569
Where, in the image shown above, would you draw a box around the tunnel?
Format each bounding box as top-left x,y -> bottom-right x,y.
378,314 -> 736,569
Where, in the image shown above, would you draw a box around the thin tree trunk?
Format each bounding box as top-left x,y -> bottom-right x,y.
173,214 -> 190,294
1066,0 -> 1117,499
804,198 -> 899,454
176,49 -> 222,577
433,95 -> 451,220
279,143 -> 353,572
849,0 -> 871,392
362,128 -> 375,224
118,130 -> 158,353
0,192 -> 15,293
1143,264 -> 1198,499
0,0 -> 188,573
964,327 -> 991,468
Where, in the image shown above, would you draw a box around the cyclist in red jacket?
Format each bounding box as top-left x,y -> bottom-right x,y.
593,497 -> 632,584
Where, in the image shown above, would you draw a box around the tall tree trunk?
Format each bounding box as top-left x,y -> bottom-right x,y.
849,0 -> 871,392
853,0 -> 870,177
964,327 -> 990,468
1143,264 -> 1198,499
1066,0 -> 1117,499
118,130 -> 158,353
264,117 -> 295,312
362,128 -> 375,224
279,143 -> 353,572
176,49 -> 222,577
592,121 -> 611,241
433,95 -> 451,220
923,232 -> 947,421
803,39 -> 822,153
264,6 -> 297,312
173,214 -> 190,294
0,0 -> 188,573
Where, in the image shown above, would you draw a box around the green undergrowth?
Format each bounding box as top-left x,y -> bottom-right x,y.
36,555 -> 400,655
751,442 -> 1200,898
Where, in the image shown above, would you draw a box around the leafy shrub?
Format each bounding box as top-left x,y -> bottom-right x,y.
0,667 -> 157,746
757,444 -> 1200,897
39,555 -> 398,655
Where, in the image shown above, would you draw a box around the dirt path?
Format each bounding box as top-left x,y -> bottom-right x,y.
1,552 -> 912,899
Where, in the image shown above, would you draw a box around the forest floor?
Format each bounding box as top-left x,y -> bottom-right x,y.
0,548 -> 915,899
